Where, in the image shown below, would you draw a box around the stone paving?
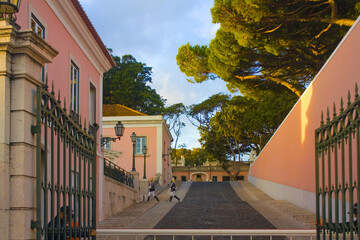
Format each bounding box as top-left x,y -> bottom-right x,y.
97,181 -> 316,239
153,182 -> 275,229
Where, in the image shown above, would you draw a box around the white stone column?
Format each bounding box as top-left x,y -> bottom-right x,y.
130,171 -> 140,202
0,21 -> 58,240
139,179 -> 149,202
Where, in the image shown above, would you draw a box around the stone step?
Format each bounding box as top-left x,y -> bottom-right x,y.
98,200 -> 159,229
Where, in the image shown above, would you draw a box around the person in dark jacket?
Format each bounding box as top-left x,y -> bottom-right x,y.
47,206 -> 94,240
346,203 -> 358,231
147,178 -> 159,201
169,178 -> 180,202
47,206 -> 73,240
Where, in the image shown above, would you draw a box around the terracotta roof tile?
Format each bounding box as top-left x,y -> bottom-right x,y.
71,0 -> 115,68
103,104 -> 148,116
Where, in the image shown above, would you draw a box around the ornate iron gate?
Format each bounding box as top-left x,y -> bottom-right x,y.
315,84 -> 360,240
31,82 -> 98,240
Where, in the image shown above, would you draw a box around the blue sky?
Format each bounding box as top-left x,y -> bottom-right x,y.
79,0 -> 233,149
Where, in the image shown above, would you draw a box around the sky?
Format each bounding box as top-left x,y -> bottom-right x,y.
79,0 -> 233,149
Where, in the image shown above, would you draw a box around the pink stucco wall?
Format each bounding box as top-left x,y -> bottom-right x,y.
16,0 -> 103,127
161,130 -> 172,184
15,0 -> 113,222
249,18 -> 360,194
103,126 -> 159,180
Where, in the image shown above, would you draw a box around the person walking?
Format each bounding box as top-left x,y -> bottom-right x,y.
147,178 -> 159,201
169,178 -> 180,202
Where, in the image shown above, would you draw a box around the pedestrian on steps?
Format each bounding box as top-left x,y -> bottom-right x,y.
169,178 -> 180,202
147,178 -> 159,201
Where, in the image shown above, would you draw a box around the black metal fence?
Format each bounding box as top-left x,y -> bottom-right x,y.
315,83 -> 360,240
31,82 -> 97,240
104,158 -> 134,188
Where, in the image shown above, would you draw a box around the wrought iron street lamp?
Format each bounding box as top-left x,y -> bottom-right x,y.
142,145 -> 147,179
162,147 -> 172,157
130,132 -> 136,171
101,121 -> 124,147
0,0 -> 21,28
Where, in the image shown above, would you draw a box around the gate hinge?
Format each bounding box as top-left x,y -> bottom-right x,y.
30,220 -> 41,229
31,125 -> 41,134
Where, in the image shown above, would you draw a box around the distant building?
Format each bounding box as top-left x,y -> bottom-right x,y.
103,104 -> 173,186
172,160 -> 250,182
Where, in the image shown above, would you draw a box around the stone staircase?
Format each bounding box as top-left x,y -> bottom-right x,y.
97,200 -> 159,229
231,181 -> 316,229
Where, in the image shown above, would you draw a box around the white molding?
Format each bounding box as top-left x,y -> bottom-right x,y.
248,175 -> 316,213
156,125 -> 162,173
45,0 -> 112,74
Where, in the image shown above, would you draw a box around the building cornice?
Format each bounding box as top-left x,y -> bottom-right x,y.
103,115 -> 173,142
45,0 -> 115,74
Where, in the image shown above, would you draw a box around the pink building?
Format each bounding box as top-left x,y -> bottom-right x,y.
103,104 -> 173,187
0,1 -> 120,239
249,16 -> 360,214
16,0 -> 114,128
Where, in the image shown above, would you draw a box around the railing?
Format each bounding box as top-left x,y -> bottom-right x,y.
31,82 -> 97,240
104,158 -> 134,188
97,229 -> 317,240
315,83 -> 360,240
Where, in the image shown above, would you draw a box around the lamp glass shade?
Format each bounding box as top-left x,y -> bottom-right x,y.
114,121 -> 124,137
142,145 -> 147,155
130,132 -> 137,143
0,0 -> 21,14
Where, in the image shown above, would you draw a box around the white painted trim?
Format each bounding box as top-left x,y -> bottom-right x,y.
97,229 -> 317,237
190,172 -> 209,181
248,175 -> 316,213
28,3 -> 48,39
45,0 -> 112,73
156,126 -> 162,174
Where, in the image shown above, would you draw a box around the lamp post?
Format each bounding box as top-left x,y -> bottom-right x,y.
142,145 -> 147,179
0,0 -> 21,29
101,121 -> 124,147
209,164 -> 212,181
188,165 -> 190,181
130,132 -> 136,171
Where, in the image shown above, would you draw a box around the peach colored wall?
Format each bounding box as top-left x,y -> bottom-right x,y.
249,17 -> 360,194
103,126 -> 159,180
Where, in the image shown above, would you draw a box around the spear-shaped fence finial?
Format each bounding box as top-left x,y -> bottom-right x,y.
326,107 -> 330,123
340,97 -> 344,112
321,111 -> 324,126
51,81 -> 55,95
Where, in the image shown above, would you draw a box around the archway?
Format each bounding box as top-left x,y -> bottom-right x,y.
190,172 -> 209,181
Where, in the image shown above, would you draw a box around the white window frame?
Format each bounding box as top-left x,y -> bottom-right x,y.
31,14 -> 45,38
70,61 -> 80,113
31,14 -> 46,82
89,82 -> 96,125
103,140 -> 111,150
136,137 -> 147,154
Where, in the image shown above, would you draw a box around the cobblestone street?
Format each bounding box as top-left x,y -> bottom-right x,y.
154,182 -> 275,229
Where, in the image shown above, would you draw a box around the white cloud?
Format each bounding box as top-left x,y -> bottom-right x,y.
81,1 -> 233,149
